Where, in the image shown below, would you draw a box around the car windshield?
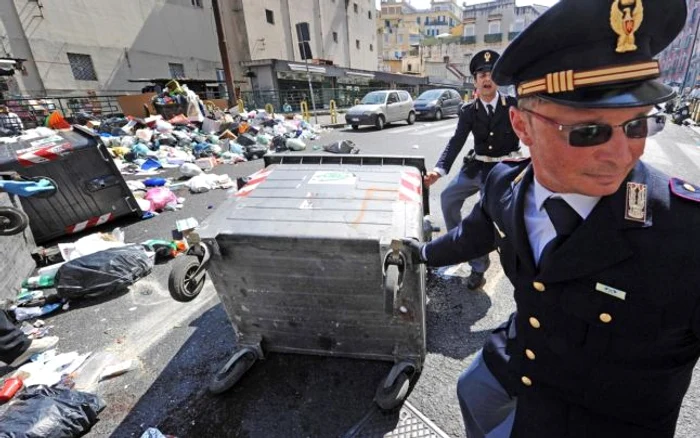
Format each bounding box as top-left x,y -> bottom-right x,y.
417,90 -> 443,100
361,92 -> 387,104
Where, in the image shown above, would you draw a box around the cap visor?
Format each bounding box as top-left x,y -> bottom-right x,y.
538,80 -> 675,108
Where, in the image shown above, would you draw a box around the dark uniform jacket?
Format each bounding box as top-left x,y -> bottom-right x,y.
424,159 -> 700,438
435,95 -> 520,175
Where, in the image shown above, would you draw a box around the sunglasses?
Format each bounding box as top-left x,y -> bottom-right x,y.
520,109 -> 666,147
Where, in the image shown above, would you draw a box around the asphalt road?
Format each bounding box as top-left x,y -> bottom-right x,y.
6,118 -> 700,438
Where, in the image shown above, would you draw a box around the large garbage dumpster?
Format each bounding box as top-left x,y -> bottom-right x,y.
0,125 -> 142,243
169,154 -> 434,410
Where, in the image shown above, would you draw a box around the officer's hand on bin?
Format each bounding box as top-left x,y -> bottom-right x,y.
423,171 -> 440,188
401,238 -> 426,265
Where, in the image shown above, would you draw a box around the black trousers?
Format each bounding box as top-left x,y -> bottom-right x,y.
0,309 -> 29,364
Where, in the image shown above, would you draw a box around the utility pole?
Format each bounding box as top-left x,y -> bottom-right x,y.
681,9 -> 700,96
212,0 -> 237,107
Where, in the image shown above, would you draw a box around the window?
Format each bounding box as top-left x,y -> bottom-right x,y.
384,34 -> 389,43
333,32 -> 338,43
67,53 -> 97,81
368,10 -> 372,19
356,39 -> 360,49
370,43 -> 373,51
488,20 -> 501,34
388,92 -> 399,103
417,16 -> 420,24
354,3 -> 358,13
169,62 -> 186,79
191,0 -> 202,7
398,34 -> 403,43
511,18 -> 525,32
399,91 -> 410,102
407,64 -> 412,72
265,9 -> 274,24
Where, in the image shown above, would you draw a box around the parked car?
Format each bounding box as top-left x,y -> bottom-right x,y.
345,90 -> 415,130
413,89 -> 463,120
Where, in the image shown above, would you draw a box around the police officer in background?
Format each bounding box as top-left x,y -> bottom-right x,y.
405,0 -> 700,436
424,50 -> 521,290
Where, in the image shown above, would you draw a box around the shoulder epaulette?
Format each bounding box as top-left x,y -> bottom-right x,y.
669,178 -> 700,203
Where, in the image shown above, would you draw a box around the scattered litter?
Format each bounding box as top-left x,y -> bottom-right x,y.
129,307 -> 137,312
0,385 -> 105,437
322,140 -> 360,154
100,359 -> 137,381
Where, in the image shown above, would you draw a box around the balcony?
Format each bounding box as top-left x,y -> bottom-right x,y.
460,35 -> 476,44
484,33 -> 503,43
426,20 -> 449,26
508,31 -> 521,41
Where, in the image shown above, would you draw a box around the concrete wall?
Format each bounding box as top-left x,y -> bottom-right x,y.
1,0 -> 223,96
239,0 -> 377,71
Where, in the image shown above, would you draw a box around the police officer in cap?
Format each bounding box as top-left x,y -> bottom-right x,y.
404,0 -> 700,436
424,49 -> 521,290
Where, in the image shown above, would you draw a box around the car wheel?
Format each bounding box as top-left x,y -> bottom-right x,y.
407,111 -> 416,125
351,124 -> 359,130
375,115 -> 385,130
434,109 -> 443,121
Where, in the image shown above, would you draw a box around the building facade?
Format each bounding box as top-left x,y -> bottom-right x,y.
656,0 -> 700,93
0,0 -> 379,98
0,0 -> 224,97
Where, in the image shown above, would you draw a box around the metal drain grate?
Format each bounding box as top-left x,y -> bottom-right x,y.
343,401 -> 450,438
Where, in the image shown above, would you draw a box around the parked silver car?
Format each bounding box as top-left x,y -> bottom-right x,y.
345,90 -> 416,130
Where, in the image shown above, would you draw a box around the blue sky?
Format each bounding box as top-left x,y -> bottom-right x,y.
375,0 -> 559,9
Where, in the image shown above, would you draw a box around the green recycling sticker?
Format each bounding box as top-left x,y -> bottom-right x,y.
308,171 -> 357,185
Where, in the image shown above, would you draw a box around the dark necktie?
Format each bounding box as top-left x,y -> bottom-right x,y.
487,104 -> 494,118
538,198 -> 582,268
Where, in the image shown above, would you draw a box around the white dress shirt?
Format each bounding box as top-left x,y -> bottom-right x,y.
525,177 -> 601,264
434,92 -> 501,177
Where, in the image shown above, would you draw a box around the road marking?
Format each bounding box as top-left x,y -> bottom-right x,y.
387,119 -> 457,135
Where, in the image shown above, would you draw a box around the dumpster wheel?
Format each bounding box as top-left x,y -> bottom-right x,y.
168,255 -> 206,302
209,348 -> 258,394
375,370 -> 410,410
0,207 -> 29,236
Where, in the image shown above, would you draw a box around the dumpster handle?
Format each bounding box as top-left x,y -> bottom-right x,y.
96,143 -> 111,162
125,196 -> 139,212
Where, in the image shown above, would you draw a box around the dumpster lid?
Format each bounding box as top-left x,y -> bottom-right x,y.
199,155 -> 428,241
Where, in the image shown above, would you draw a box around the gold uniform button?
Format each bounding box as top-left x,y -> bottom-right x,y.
490,132 -> 494,136
599,313 -> 613,323
521,376 -> 533,386
529,317 -> 541,329
488,145 -> 493,150
532,281 -> 545,292
525,349 -> 536,360
683,183 -> 696,192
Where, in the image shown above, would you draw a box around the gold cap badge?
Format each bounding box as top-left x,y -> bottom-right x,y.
484,52 -> 491,62
610,0 -> 644,53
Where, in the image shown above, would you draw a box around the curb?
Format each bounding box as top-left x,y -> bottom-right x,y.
321,123 -> 348,129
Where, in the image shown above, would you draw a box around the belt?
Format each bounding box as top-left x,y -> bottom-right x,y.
474,150 -> 523,163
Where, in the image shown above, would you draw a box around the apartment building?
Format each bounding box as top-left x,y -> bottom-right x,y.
0,0 -> 379,98
377,0 -> 546,85
378,0 -> 461,73
0,0 -> 224,97
656,0 -> 700,92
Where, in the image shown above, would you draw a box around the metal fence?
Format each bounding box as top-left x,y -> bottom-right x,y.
237,85 -> 465,113
2,95 -> 123,128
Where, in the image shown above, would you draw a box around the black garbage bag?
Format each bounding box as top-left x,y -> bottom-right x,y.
243,144 -> 268,160
322,140 -> 360,154
271,135 -> 288,152
0,385 -> 105,438
236,133 -> 256,147
55,245 -> 153,300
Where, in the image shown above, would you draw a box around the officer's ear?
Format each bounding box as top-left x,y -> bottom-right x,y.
510,106 -> 534,147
